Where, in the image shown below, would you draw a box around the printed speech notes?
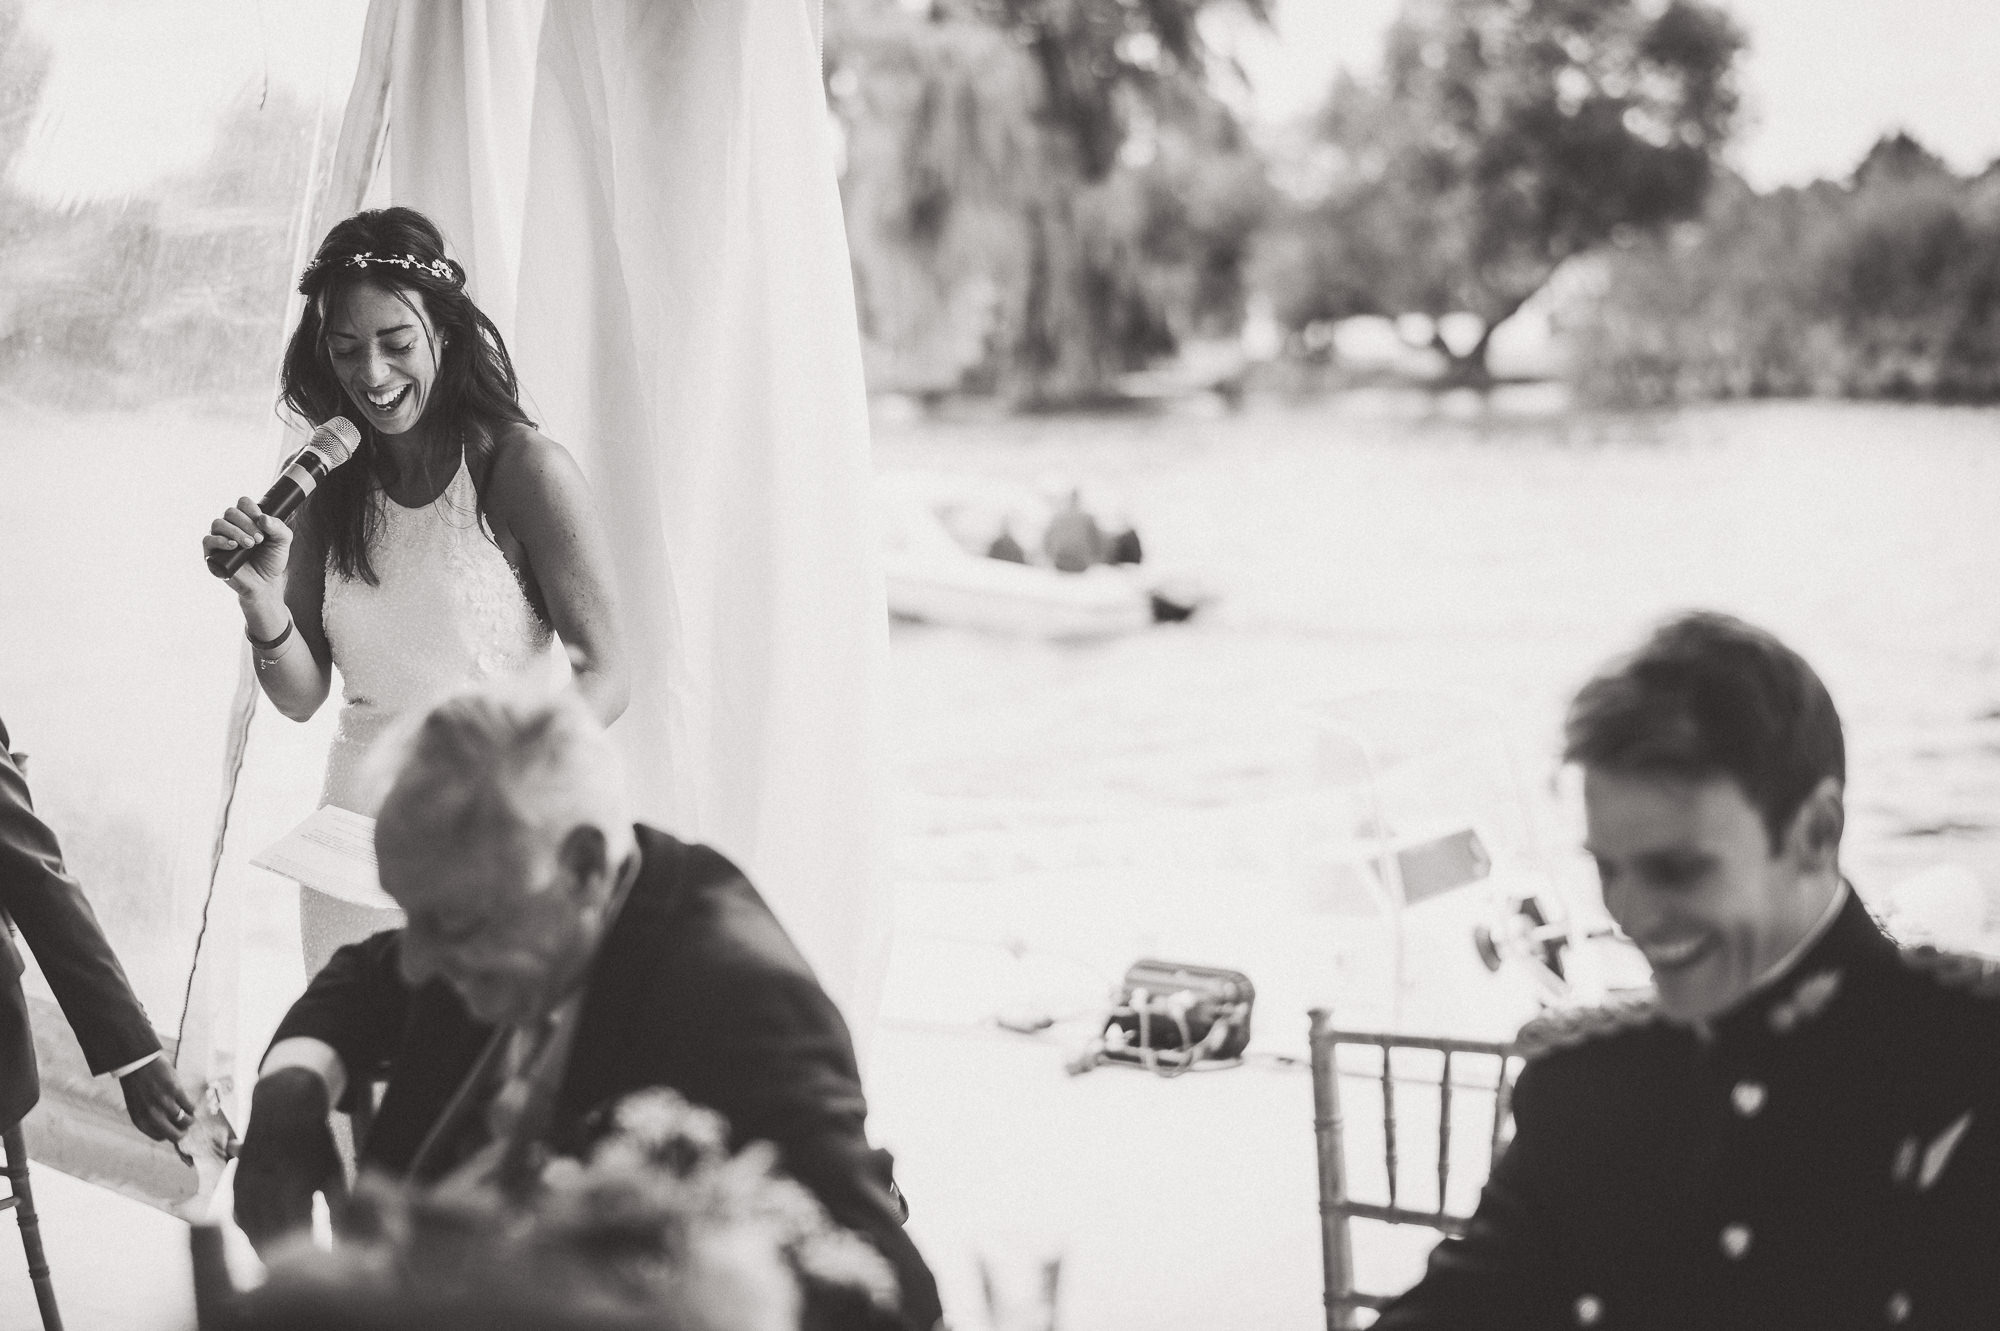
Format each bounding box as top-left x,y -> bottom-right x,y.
251,804 -> 393,907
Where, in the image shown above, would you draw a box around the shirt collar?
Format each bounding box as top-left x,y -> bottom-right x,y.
1704,879 -> 1886,1045
1751,878 -> 1849,994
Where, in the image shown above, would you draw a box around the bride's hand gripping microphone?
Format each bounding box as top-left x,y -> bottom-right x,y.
204,418 -> 361,579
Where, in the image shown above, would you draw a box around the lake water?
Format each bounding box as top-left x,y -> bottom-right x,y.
875,390 -> 2000,920
3,389 -> 1997,1328
867,391 -> 2000,1012
864,389 -> 2000,1328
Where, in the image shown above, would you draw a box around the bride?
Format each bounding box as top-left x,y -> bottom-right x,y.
201,206 -> 629,975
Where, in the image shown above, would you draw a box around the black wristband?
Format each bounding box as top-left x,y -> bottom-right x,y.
247,618 -> 295,653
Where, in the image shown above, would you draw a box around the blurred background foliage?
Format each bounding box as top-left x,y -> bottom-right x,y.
827,0 -> 1275,408
1255,0 -> 1745,382
1567,133 -> 2000,405
0,0 -> 311,407
0,0 -> 1996,411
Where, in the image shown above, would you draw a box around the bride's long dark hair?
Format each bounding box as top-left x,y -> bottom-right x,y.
281,207 -> 533,584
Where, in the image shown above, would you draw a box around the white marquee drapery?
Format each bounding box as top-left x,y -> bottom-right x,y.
389,0 -> 892,1037
23,0 -> 890,1214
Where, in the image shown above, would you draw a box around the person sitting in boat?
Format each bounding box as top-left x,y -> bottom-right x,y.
986,523 -> 1028,564
1042,488 -> 1108,573
1104,521 -> 1143,566
231,684 -> 942,1331
1374,611 -> 2000,1329
936,498 -> 1027,566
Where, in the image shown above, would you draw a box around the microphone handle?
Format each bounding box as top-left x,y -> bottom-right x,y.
205,450 -> 334,578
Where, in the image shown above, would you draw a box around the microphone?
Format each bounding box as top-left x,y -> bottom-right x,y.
206,418 -> 361,578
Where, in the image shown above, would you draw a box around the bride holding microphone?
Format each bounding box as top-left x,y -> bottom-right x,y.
202,207 -> 629,976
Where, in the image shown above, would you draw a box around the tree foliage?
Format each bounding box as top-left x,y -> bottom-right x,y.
1261,0 -> 1743,377
1567,134 -> 2000,405
828,0 -> 1271,407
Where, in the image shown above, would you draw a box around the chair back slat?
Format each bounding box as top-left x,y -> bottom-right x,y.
1436,1049 -> 1454,1213
1307,1010 -> 1360,1331
1308,1010 -> 1522,1331
1379,1048 -> 1398,1211
4,1124 -> 63,1330
1491,1062 -> 1518,1165
1335,1199 -> 1472,1238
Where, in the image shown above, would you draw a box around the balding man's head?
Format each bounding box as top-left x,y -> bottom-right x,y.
371,687 -> 637,1025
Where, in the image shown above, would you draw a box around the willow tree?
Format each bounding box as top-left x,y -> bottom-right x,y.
1265,0 -> 1743,382
828,0 -> 1270,407
828,1 -> 1034,398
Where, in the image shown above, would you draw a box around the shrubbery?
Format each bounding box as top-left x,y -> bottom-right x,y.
1566,135 -> 2000,406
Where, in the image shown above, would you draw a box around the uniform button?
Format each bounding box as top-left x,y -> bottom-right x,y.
1719,1223 -> 1753,1260
1574,1293 -> 1604,1326
1731,1081 -> 1767,1117
1886,1290 -> 1912,1324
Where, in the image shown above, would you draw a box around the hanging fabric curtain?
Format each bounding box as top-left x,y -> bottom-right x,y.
389,0 -> 892,1036
9,1 -> 385,1214
18,0 -> 884,1217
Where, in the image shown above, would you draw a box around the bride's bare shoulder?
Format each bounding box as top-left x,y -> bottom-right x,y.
478,421 -> 595,523
481,419 -> 577,470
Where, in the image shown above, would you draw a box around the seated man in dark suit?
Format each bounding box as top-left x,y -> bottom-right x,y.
2,715 -> 195,1140
1377,612 -> 2000,1330
234,686 -> 942,1331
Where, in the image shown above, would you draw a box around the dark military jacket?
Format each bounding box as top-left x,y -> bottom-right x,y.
1376,889 -> 2000,1331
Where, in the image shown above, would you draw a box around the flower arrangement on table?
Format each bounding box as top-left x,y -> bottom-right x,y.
234,1089 -> 899,1331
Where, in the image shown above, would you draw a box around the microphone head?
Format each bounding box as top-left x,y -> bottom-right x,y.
310,416 -> 361,467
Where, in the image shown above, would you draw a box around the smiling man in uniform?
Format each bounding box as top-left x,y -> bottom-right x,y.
1376,611 -> 2000,1330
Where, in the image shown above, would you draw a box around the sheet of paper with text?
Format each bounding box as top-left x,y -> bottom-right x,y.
251,805 -> 386,907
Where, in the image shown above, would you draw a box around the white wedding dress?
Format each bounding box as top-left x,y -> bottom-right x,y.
306,454 -> 559,974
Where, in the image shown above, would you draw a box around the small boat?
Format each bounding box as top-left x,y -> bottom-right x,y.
877,471 -> 1207,638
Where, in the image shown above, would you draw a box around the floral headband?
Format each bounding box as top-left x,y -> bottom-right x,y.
298,251 -> 461,292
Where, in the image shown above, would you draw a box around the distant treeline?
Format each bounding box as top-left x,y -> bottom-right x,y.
0,0 -> 1995,413
834,0 -> 2000,410
0,1 -> 311,408
1567,134 -> 2000,406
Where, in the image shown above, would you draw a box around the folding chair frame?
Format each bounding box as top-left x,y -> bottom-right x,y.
1308,1009 -> 1521,1330
2,1122 -> 62,1331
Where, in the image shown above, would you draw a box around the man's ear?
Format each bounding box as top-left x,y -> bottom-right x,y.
1786,777 -> 1844,873
556,824 -> 612,902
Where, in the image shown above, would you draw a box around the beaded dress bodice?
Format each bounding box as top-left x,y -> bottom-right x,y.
320,456 -> 557,817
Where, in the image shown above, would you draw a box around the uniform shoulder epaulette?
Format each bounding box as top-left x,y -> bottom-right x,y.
1900,944 -> 2000,999
1515,994 -> 1658,1059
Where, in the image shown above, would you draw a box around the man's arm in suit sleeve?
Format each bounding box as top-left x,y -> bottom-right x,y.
0,744 -> 158,1074
264,930 -> 411,1113
674,960 -> 941,1330
238,934 -> 410,1254
1372,1061 -> 1570,1330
